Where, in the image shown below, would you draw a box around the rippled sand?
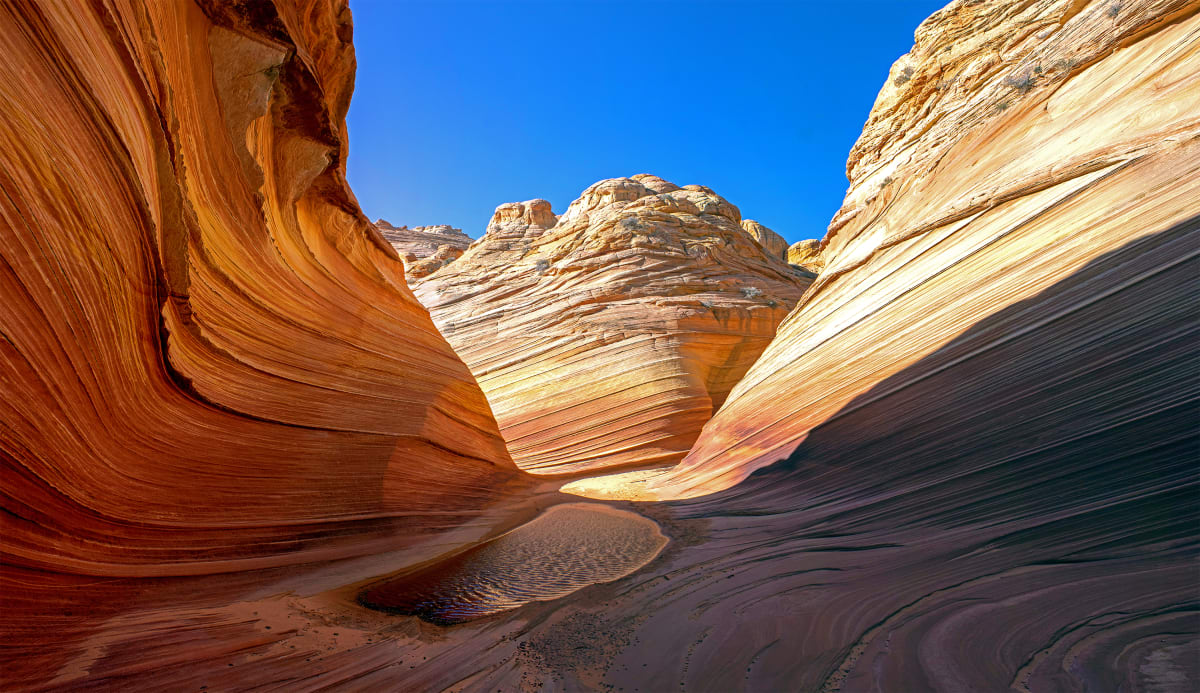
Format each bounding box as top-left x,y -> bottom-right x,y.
358,503 -> 668,624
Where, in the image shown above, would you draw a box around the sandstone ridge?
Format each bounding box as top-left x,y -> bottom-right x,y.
2,0 -> 1197,690
740,219 -> 788,261
787,239 -> 824,273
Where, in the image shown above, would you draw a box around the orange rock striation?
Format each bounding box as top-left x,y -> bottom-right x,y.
0,0 -> 522,581
406,243 -> 467,279
416,175 -> 813,474
653,0 -> 1200,497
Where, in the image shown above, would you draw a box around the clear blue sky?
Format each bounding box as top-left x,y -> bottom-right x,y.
345,0 -> 946,243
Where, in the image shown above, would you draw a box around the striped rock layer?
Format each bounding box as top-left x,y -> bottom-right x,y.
655,0 -> 1200,497
0,0 -> 521,580
740,219 -> 789,261
416,175 -> 813,475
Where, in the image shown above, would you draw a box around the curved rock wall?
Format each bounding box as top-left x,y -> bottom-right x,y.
656,0 -> 1200,497
417,175 -> 813,474
0,0 -> 519,577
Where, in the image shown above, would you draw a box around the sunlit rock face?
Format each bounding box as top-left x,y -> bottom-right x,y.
786,239 -> 824,273
416,174 -> 813,474
740,219 -> 788,261
2,1 -> 1196,691
0,0 -> 521,581
653,0 -> 1200,498
407,243 -> 467,279
374,220 -> 471,277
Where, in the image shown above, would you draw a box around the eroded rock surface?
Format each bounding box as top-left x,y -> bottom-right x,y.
406,243 -> 466,279
416,174 -> 812,474
740,219 -> 788,260
2,0 -> 1197,691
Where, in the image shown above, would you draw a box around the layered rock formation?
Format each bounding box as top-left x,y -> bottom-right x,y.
374,220 -> 471,277
653,0 -> 1200,498
539,5 -> 1197,687
3,0 -> 1198,691
0,0 -> 521,580
415,3 -> 1196,690
740,219 -> 788,260
787,238 -> 824,273
416,175 -> 812,474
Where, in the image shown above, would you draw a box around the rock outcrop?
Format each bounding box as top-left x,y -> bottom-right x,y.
406,243 -> 466,279
0,0 -> 521,579
740,219 -> 788,260
654,0 -> 1200,498
786,238 -> 824,273
416,175 -> 812,474
437,4 -> 1196,692
372,219 -> 470,268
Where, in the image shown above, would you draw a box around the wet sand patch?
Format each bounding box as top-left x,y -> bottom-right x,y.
358,503 -> 668,625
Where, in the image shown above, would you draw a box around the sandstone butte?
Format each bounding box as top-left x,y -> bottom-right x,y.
374,219 -> 471,278
414,177 -> 813,475
2,0 -> 1198,691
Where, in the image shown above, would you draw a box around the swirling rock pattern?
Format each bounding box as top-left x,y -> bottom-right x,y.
2,0 -> 1198,691
407,243 -> 467,280
416,175 -> 813,475
0,0 -> 521,580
